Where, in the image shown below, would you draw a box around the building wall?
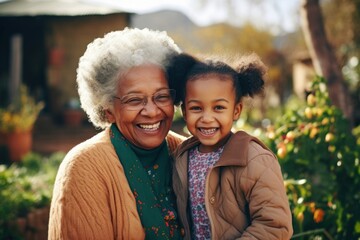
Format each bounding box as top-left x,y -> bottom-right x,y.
0,16 -> 47,105
292,59 -> 316,100
45,13 -> 129,115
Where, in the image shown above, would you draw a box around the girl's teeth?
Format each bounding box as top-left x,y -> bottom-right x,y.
200,128 -> 216,135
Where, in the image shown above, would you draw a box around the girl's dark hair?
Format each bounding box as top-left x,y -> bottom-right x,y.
166,53 -> 267,105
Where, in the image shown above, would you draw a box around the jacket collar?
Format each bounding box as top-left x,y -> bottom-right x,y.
175,131 -> 268,167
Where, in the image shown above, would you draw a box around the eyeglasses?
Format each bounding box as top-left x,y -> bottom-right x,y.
113,89 -> 176,111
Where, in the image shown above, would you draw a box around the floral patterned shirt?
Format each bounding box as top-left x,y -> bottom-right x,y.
188,146 -> 224,240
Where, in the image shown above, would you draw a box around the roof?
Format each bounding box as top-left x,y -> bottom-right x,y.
0,0 -> 129,17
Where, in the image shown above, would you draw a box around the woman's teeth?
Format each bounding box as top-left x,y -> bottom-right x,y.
139,122 -> 160,130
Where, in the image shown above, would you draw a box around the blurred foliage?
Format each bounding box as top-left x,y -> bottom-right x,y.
323,0 -> 360,126
193,23 -> 274,56
0,151 -> 64,239
261,76 -> 360,239
343,56 -> 360,126
323,0 -> 358,65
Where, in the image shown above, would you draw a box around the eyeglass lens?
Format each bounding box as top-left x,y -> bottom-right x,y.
114,89 -> 175,111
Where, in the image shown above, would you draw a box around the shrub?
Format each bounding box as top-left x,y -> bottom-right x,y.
0,152 -> 64,239
264,76 -> 360,239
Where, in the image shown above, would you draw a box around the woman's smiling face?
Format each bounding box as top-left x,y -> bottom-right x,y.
106,64 -> 175,149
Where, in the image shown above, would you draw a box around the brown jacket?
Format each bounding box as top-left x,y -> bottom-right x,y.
173,131 -> 293,240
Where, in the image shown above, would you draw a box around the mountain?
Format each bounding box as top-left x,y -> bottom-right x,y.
130,9 -> 298,56
131,9 -> 197,33
131,10 -> 206,52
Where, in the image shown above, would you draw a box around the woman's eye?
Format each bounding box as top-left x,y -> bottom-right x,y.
155,94 -> 171,102
124,97 -> 143,105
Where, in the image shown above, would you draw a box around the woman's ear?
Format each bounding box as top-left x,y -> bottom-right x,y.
105,109 -> 116,123
233,102 -> 242,121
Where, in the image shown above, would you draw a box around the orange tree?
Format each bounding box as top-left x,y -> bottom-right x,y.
264,77 -> 360,239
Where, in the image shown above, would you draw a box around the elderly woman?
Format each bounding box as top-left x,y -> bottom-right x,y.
48,28 -> 185,239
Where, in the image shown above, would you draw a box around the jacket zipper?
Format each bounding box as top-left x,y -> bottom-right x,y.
204,166 -> 216,239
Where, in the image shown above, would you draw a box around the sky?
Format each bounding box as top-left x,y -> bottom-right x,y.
0,0 -> 301,34
91,0 -> 301,34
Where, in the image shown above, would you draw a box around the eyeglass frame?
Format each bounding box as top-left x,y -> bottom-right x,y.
113,89 -> 176,111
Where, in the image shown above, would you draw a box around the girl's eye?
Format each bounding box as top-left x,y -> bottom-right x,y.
214,105 -> 226,111
189,106 -> 202,112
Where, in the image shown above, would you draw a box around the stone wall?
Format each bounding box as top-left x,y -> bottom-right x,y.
15,206 -> 50,240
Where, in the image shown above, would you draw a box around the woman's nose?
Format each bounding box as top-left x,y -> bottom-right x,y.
140,99 -> 161,116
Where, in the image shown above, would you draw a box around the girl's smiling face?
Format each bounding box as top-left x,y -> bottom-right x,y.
182,73 -> 242,153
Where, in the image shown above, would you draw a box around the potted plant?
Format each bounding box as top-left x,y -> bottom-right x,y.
0,85 -> 44,162
62,98 -> 84,127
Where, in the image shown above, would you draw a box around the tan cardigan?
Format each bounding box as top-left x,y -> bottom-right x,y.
173,131 -> 293,240
48,128 -> 184,240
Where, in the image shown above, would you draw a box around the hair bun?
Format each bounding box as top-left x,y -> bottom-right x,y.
236,53 -> 267,97
167,53 -> 198,105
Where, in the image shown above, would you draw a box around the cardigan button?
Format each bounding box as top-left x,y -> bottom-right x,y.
209,196 -> 215,204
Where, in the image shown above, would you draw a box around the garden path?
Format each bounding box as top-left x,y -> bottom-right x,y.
32,114 -> 98,155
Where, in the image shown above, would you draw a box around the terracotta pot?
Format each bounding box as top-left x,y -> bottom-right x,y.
0,131 -> 32,161
63,109 -> 84,126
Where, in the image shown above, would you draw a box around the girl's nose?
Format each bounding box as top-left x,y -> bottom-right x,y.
200,111 -> 214,123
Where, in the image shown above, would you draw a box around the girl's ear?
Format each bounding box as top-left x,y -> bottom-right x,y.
181,103 -> 187,121
233,102 -> 242,121
105,109 -> 116,123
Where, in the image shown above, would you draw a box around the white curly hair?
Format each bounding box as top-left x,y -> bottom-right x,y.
76,28 -> 181,129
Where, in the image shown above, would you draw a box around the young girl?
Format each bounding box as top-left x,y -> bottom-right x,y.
167,53 -> 293,240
